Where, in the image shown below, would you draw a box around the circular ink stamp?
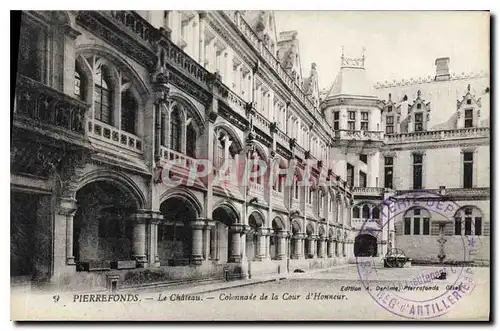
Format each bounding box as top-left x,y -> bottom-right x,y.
355,190 -> 478,319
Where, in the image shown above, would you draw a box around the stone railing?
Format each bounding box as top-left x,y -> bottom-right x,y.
107,11 -> 158,46
294,144 -> 306,160
227,11 -> 334,136
160,146 -> 196,169
226,88 -> 247,118
249,181 -> 265,194
275,127 -> 290,148
106,10 -> 211,91
352,218 -> 382,228
87,119 -> 142,152
272,189 -> 284,198
251,109 -> 271,133
352,187 -> 385,196
334,129 -> 384,141
157,35 -> 210,88
14,75 -> 88,136
385,128 -> 490,144
446,187 -> 490,196
395,187 -> 490,198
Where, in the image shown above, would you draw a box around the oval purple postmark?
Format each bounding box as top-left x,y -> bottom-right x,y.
355,190 -> 478,319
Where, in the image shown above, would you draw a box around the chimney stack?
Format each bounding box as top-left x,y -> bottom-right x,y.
435,57 -> 450,81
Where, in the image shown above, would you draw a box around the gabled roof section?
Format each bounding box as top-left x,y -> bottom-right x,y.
276,30 -> 303,84
243,11 -> 278,51
457,84 -> 482,109
409,90 -> 431,111
303,63 -> 320,106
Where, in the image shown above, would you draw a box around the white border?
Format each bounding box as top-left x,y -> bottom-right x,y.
1,1 -> 497,329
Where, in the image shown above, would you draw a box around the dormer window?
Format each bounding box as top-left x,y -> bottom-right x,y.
387,106 -> 393,112
414,113 -> 423,132
386,116 -> 394,134
417,103 -> 422,110
467,99 -> 472,105
465,109 -> 474,128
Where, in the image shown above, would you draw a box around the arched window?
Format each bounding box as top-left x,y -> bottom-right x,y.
170,106 -> 182,152
294,178 -> 299,199
256,156 -> 263,184
160,112 -> 166,146
353,206 -> 360,219
94,65 -> 112,124
186,124 -> 196,158
454,207 -> 483,236
74,68 -> 85,101
250,150 -> 265,185
307,187 -> 313,205
362,204 -> 371,219
372,206 -> 380,219
403,208 -> 431,235
121,90 -> 137,134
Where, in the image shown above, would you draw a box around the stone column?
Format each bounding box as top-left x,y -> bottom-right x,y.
191,219 -> 205,265
198,12 -> 207,67
229,224 -> 245,263
149,220 -> 160,266
291,234 -> 300,259
298,234 -> 306,259
318,238 -> 326,258
308,235 -> 317,258
147,212 -> 163,267
203,220 -> 214,261
130,214 -> 147,268
265,228 -> 271,259
256,228 -> 267,260
277,230 -> 288,260
327,238 -> 334,258
57,197 -> 78,265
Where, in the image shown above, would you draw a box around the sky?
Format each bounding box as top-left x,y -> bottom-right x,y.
273,11 -> 490,91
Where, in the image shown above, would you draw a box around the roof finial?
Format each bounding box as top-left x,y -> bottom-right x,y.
341,45 -> 344,58
467,84 -> 471,92
362,46 -> 366,59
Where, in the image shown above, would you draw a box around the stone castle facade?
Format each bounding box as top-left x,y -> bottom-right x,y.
11,10 -> 490,291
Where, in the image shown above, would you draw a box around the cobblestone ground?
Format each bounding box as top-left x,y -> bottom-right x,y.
196,264 -> 490,321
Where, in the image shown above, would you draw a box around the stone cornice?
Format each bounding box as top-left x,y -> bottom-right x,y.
381,137 -> 490,151
75,11 -> 156,69
321,96 -> 384,109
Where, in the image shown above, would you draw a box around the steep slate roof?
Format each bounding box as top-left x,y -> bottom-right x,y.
322,53 -> 378,100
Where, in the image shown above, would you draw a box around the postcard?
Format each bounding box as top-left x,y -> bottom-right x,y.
10,10 -> 490,321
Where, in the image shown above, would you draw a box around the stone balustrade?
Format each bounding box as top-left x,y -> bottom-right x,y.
14,75 -> 88,136
352,187 -> 385,196
385,127 -> 490,144
334,129 -> 384,141
87,120 -> 143,152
